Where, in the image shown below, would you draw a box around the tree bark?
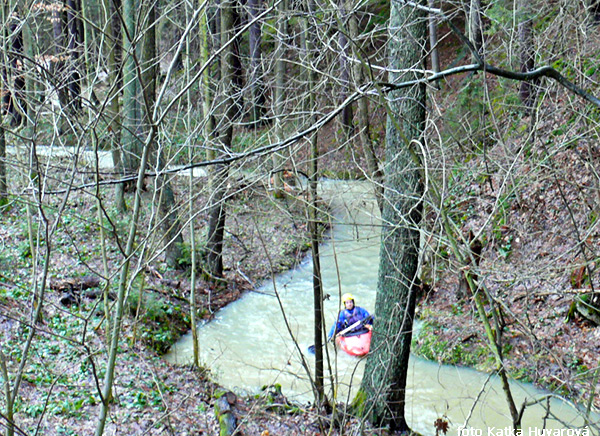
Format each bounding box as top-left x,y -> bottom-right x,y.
140,0 -> 183,268
0,100 -> 5,207
357,0 -> 426,431
304,0 -> 325,404
52,2 -> 70,113
201,6 -> 215,156
0,3 -> 8,206
100,0 -> 125,210
468,0 -> 483,61
120,0 -> 142,192
231,1 -> 244,118
518,1 -> 537,111
205,0 -> 236,279
248,0 -> 266,126
347,0 -> 383,211
66,0 -> 82,110
589,0 -> 600,23
338,6 -> 353,140
6,13 -> 25,126
271,0 -> 287,198
157,177 -> 184,268
428,0 -> 440,75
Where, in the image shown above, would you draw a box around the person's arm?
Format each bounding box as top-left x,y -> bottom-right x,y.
327,324 -> 336,341
328,313 -> 343,340
328,312 -> 347,340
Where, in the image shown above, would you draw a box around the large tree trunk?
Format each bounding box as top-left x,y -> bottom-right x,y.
357,0 -> 426,431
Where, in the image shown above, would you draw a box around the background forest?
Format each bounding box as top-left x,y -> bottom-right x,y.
1,0 -> 600,434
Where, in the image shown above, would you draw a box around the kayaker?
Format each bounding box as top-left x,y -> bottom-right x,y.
328,293 -> 373,340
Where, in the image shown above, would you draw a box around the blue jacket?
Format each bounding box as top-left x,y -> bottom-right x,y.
328,306 -> 372,340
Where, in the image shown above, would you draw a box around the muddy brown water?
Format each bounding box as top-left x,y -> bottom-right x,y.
166,181 -> 598,435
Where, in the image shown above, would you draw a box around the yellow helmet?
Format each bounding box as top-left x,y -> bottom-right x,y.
341,293 -> 355,304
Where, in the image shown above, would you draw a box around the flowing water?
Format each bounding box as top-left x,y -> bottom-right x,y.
166,180 -> 598,435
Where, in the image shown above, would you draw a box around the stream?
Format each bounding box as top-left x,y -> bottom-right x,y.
166,180 -> 597,435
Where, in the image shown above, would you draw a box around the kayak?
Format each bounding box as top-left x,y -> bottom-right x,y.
335,329 -> 372,357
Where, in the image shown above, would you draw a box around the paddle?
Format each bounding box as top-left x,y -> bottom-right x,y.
307,315 -> 373,354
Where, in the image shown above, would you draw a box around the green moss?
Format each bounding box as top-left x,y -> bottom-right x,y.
125,288 -> 191,354
412,321 -> 491,370
350,388 -> 367,417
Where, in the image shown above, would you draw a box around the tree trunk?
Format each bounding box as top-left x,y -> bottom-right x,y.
0,107 -> 6,207
121,0 -> 142,192
157,177 -> 184,268
518,1 -> 536,111
141,1 -> 183,268
428,0 -> 440,75
589,0 -> 600,23
247,0 -> 266,127
201,7 -> 215,152
347,0 -> 383,211
357,0 -> 426,431
205,0 -> 236,280
6,13 -> 24,126
205,175 -> 227,278
187,0 -> 200,368
52,3 -> 70,113
231,1 -> 244,118
468,0 -> 483,60
66,0 -> 82,110
100,0 -> 125,210
271,0 -> 287,198
338,7 -> 353,140
22,7 -> 34,125
0,4 -> 8,206
303,0 -> 325,404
